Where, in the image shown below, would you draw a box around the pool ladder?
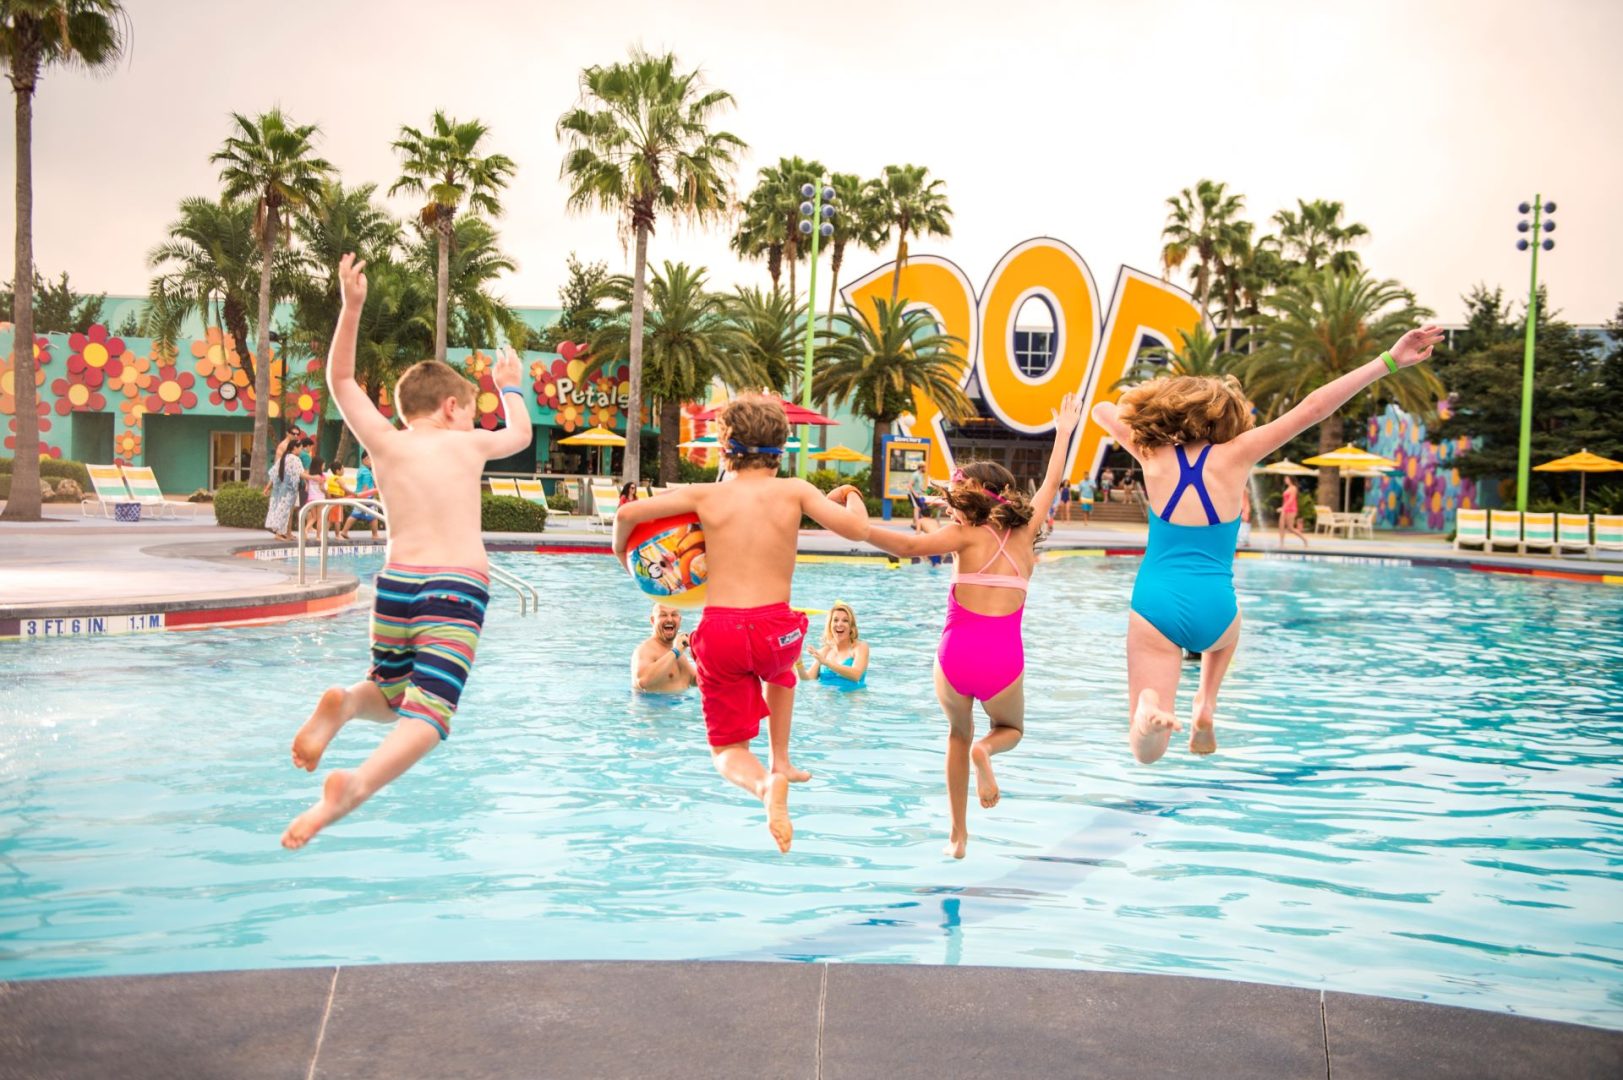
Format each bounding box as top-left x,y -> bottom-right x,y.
295,498 -> 538,617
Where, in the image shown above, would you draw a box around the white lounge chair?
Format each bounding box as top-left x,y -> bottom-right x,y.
590,484 -> 620,532
1486,510 -> 1521,552
120,465 -> 198,519
80,463 -> 131,517
1594,515 -> 1623,556
513,477 -> 547,505
1519,512 -> 1555,554
487,478 -> 520,498
1453,508 -> 1488,550
1349,508 -> 1376,539
1555,514 -> 1592,556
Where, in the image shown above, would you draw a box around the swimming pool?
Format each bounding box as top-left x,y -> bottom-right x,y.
2,553 -> 1620,1028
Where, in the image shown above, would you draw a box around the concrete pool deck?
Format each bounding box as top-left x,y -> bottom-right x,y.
1,503 -> 1618,637
3,961 -> 1619,1079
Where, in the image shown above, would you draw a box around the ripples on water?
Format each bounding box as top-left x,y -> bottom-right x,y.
1,553 -> 1620,1028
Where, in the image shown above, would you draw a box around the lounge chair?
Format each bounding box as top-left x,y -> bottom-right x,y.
120,465 -> 198,519
487,478 -> 520,498
1486,510 -> 1521,552
590,484 -> 620,532
1594,515 -> 1623,556
513,477 -> 547,505
1453,508 -> 1488,550
1555,514 -> 1591,555
1519,512 -> 1555,554
80,463 -> 131,517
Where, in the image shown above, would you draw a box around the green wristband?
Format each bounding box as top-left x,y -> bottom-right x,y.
1380,351 -> 1398,375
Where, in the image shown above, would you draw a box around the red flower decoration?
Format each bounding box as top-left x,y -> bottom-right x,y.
50,375 -> 106,414
287,387 -> 322,425
66,325 -> 125,389
144,365 -> 198,415
475,372 -> 503,431
4,405 -> 54,453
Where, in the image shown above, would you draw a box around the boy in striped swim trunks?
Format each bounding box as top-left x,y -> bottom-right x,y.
282,254 -> 533,849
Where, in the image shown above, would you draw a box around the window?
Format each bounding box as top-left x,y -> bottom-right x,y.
1012,295 -> 1058,378
211,432 -> 253,489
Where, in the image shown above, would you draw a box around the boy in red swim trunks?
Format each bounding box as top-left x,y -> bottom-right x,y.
613,394 -> 870,852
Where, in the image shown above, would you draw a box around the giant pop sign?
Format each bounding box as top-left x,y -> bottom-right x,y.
839,238 -> 1207,485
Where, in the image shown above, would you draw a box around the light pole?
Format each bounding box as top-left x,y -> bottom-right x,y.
797,179 -> 835,477
1514,197 -> 1556,511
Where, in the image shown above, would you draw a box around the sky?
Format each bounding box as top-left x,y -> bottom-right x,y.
5,0 -> 1621,324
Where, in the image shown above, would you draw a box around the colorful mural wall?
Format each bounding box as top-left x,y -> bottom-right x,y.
1362,403 -> 1488,531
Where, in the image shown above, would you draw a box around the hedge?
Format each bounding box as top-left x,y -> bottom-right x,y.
482,493 -> 547,533
0,455 -> 92,489
215,481 -> 270,529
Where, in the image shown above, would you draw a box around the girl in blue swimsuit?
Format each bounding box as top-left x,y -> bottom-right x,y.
1091,325 -> 1444,764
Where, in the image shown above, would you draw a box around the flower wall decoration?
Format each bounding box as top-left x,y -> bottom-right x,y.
144,364 -> 199,415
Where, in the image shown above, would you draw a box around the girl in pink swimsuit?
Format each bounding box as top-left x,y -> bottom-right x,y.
862,393 -> 1084,859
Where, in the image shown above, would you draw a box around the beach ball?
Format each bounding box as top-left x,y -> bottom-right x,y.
624,512 -> 707,608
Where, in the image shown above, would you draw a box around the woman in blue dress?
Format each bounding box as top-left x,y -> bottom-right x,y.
796,601 -> 869,689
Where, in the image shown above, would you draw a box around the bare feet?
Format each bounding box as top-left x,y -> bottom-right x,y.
773,763 -> 813,783
970,743 -> 1000,808
763,773 -> 793,853
281,770 -> 362,849
1189,698 -> 1218,755
943,831 -> 967,859
1130,688 -> 1181,764
292,687 -> 349,772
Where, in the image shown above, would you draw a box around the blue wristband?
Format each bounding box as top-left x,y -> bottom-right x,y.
500,385 -> 525,397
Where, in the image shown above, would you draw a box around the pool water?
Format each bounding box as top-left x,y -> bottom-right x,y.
2,554 -> 1621,1028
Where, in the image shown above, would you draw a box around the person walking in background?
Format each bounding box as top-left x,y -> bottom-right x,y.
1278,476 -> 1308,548
1077,476 -> 1095,524
263,433 -> 305,541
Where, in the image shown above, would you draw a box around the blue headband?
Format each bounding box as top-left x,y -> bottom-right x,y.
726,438 -> 783,456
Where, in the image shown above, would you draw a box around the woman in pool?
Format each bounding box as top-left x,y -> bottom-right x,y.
858,393 -> 1084,859
1091,325 -> 1443,764
796,601 -> 869,690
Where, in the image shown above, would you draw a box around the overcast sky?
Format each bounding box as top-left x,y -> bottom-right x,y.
6,0 -> 1620,323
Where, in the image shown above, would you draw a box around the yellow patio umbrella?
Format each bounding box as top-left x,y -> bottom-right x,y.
1533,448 -> 1623,512
1302,445 -> 1401,511
1255,458 -> 1319,476
558,425 -> 626,476
808,445 -> 872,463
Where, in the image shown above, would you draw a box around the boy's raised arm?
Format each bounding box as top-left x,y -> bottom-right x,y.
800,481 -> 870,542
327,255 -> 397,451
1232,325 -> 1445,464
1090,400 -> 1139,461
471,347 -> 534,460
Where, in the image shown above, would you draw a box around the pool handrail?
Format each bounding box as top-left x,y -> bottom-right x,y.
294,497 -> 537,617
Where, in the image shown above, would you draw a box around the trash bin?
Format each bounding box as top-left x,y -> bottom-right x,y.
113,502 -> 142,522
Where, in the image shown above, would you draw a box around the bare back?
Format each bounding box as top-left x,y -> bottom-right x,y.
950,521 -> 1037,617
1137,441 -> 1250,525
369,428 -> 490,572
690,473 -> 810,607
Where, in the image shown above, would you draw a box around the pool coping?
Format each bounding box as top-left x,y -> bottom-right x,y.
2,961 -> 1617,1079
3,529 -> 1617,641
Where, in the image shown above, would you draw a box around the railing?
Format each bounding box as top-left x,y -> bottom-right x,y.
294,497 -> 537,616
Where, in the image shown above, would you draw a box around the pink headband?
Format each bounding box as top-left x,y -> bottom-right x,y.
950,468 -> 1008,504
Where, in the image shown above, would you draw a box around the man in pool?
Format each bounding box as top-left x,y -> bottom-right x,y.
281,254 -> 533,850
613,393 -> 871,853
632,602 -> 699,694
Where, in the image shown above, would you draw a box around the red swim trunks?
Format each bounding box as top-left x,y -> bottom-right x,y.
689,602 -> 808,747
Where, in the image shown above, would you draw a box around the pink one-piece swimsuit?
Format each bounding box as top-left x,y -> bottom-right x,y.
937,525 -> 1031,702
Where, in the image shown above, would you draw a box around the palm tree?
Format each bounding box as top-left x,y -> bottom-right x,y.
406,215 -> 526,351
1113,325 -> 1237,387
1271,198 -> 1369,275
720,286 -> 800,395
824,173 -> 885,332
0,0 -> 127,522
389,112 -> 515,363
556,47 -> 746,484
730,183 -> 786,293
144,197 -> 265,379
1160,179 -> 1248,326
212,108 -> 334,485
589,262 -> 751,482
1245,268 -> 1439,510
352,257 -> 436,413
873,164 -> 953,306
815,299 -> 975,497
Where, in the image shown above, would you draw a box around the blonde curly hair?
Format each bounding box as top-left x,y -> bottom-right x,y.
1117,375 -> 1254,450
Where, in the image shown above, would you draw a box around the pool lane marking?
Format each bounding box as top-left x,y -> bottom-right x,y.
797,555 -> 902,568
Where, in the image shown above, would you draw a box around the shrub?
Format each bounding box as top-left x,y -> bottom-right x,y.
676,456 -> 719,484
482,493 -> 547,533
214,481 -> 270,529
0,455 -> 91,489
806,469 -> 842,493
547,491 -> 575,513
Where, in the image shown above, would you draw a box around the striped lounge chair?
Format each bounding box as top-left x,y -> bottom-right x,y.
1486,510 -> 1522,552
1453,508 -> 1488,551
1519,512 -> 1555,554
1555,514 -> 1592,555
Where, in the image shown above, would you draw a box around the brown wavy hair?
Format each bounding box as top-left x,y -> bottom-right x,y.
396,359 -> 475,420
945,461 -> 1034,530
1116,375 -> 1254,450
716,394 -> 789,471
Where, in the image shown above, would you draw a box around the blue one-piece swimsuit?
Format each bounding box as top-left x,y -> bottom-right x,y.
1130,444 -> 1241,653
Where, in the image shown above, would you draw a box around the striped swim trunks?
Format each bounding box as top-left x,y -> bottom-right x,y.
368,564 -> 490,739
